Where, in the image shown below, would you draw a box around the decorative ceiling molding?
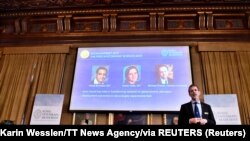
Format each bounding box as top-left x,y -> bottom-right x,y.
1,5 -> 250,17
0,0 -> 249,11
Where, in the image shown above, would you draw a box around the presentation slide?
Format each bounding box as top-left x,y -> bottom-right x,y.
70,46 -> 192,111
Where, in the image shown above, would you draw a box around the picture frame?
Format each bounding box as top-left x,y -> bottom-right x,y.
73,112 -> 97,125
112,112 -> 148,125
166,113 -> 179,125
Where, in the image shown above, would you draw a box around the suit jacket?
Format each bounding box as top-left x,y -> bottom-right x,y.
156,78 -> 174,85
178,101 -> 216,125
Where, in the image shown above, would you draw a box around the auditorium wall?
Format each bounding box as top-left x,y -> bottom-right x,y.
0,1 -> 250,125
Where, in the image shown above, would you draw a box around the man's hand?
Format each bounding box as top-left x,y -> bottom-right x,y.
189,118 -> 207,125
189,118 -> 201,124
200,118 -> 207,125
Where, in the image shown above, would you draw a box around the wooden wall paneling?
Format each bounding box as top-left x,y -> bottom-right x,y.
57,15 -> 64,33
0,18 -> 16,34
64,15 -> 72,33
157,12 -> 165,31
150,113 -> 164,125
110,14 -> 117,32
60,47 -> 76,124
1,6 -> 250,43
198,12 -> 206,30
189,44 -> 205,100
164,13 -> 198,30
14,18 -> 21,34
246,11 -> 250,29
3,45 -> 70,54
150,12 -> 157,31
102,14 -> 109,32
163,113 -> 167,125
117,14 -> 150,31
0,49 -> 3,73
71,15 -> 103,32
213,13 -> 246,30
206,11 -> 214,30
28,16 -> 58,33
108,113 -> 114,125
198,42 -> 250,51
96,113 -> 109,125
0,0 -> 249,11
21,17 -> 28,34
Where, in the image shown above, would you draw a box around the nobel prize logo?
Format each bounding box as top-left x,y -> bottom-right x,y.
161,49 -> 183,57
33,109 -> 42,119
161,49 -> 170,56
80,50 -> 90,59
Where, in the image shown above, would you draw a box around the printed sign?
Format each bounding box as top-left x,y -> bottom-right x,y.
204,94 -> 241,125
30,94 -> 64,125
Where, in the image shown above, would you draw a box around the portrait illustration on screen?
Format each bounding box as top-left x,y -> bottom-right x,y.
123,65 -> 141,85
91,66 -> 109,85
155,64 -> 174,85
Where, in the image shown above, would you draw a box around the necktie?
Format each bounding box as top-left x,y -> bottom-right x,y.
194,102 -> 201,118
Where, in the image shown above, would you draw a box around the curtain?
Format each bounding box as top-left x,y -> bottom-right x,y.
0,50 -> 3,72
0,53 -> 66,124
235,52 -> 250,125
201,51 -> 250,124
0,50 -> 2,58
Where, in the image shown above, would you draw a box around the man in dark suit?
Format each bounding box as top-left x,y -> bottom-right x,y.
178,84 -> 216,125
156,64 -> 173,85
